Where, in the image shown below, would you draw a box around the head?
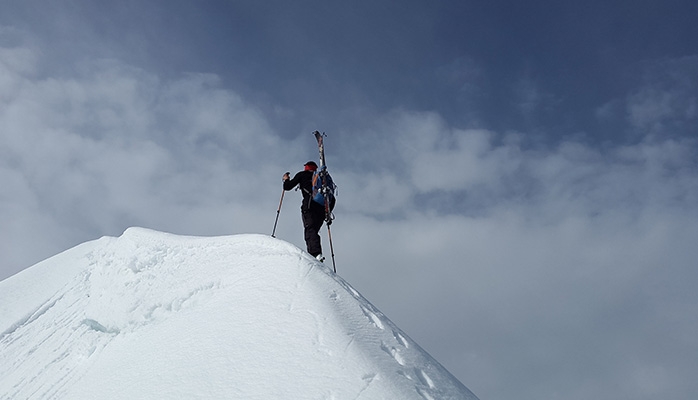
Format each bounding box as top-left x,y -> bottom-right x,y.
304,161 -> 318,171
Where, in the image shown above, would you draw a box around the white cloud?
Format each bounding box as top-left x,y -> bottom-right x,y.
410,128 -> 522,193
332,108 -> 698,399
0,45 -> 304,278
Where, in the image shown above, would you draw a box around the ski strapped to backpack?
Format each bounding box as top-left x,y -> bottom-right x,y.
313,131 -> 336,224
313,131 -> 337,272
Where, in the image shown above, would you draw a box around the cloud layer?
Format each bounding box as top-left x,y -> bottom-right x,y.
1,46 -> 304,276
2,16 -> 698,400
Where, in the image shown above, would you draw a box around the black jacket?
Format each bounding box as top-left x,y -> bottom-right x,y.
284,169 -> 336,213
283,170 -> 316,211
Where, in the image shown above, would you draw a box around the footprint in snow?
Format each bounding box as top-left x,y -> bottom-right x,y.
380,341 -> 406,366
360,305 -> 385,330
393,329 -> 409,348
415,368 -> 435,389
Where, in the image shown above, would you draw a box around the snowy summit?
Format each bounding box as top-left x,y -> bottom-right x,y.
0,228 -> 478,399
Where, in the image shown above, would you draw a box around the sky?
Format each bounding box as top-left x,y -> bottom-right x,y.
1,1 -> 697,399
0,228 -> 477,399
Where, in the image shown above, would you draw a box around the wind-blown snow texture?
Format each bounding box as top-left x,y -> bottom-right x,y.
0,228 -> 478,399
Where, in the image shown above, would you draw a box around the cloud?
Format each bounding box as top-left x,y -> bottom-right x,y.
331,108 -> 698,399
0,44 -> 304,278
626,56 -> 698,135
2,26 -> 698,400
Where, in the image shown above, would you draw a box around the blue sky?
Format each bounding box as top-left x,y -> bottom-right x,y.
2,1 -> 697,399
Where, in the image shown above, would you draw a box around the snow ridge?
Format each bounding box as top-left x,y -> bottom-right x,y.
0,228 -> 478,399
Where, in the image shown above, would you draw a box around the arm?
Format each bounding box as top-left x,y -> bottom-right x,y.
283,171 -> 302,191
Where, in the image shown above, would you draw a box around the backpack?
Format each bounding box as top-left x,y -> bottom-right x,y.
311,168 -> 336,206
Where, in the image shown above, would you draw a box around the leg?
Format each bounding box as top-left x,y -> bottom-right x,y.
302,209 -> 323,257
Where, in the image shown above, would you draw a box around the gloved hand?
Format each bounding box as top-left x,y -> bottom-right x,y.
282,172 -> 290,181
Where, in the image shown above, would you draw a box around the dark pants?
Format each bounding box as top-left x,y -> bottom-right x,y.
302,203 -> 326,257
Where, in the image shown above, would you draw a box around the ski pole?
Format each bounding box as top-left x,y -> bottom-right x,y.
271,186 -> 286,238
327,223 -> 336,273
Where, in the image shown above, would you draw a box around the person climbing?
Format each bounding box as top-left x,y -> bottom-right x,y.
283,161 -> 335,261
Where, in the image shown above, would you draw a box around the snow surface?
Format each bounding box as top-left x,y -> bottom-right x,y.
0,228 -> 478,399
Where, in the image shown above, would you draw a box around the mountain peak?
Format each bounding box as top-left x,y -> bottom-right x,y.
0,228 -> 478,399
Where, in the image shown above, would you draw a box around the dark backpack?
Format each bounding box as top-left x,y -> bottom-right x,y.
311,168 -> 336,206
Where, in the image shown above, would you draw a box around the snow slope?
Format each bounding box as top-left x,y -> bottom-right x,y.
0,228 -> 478,399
